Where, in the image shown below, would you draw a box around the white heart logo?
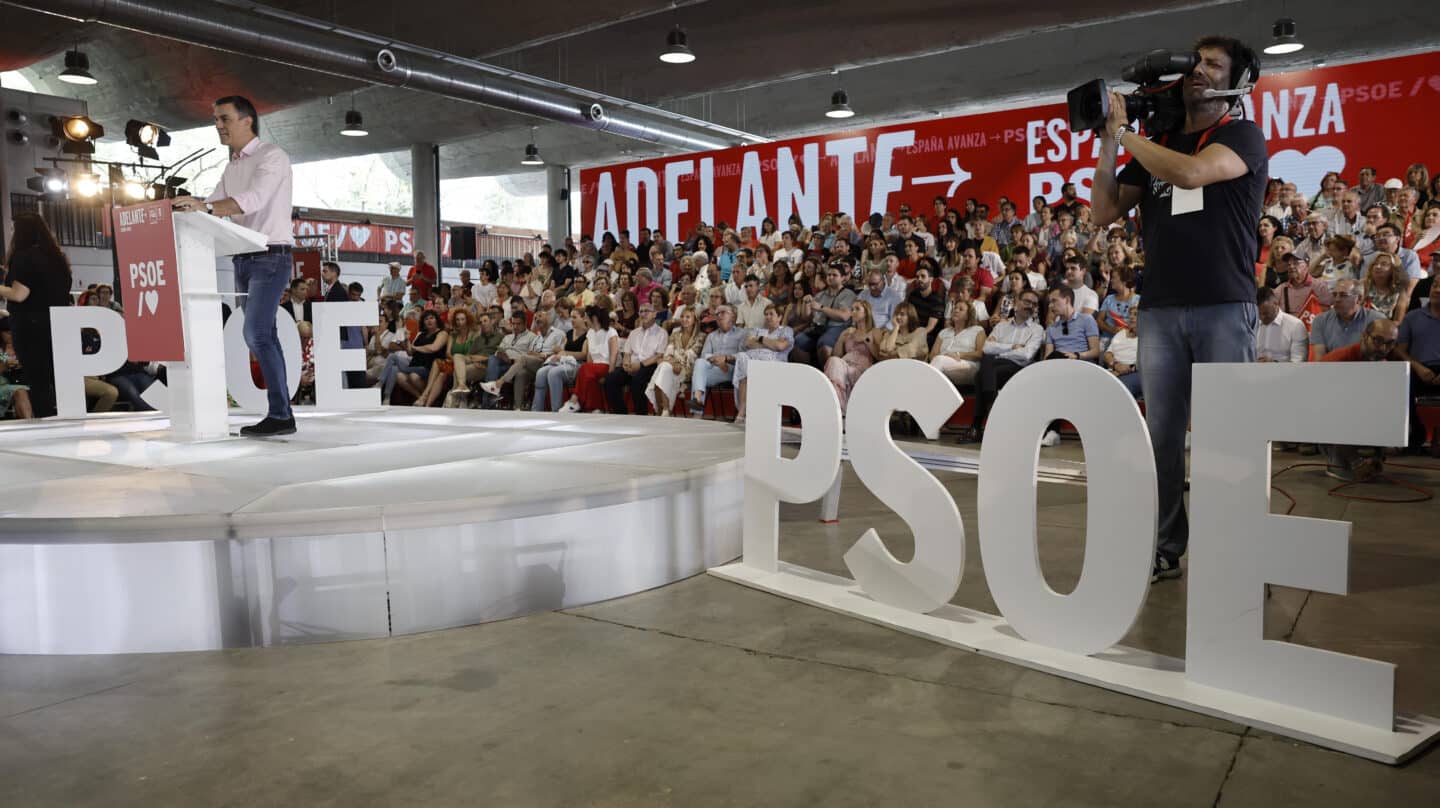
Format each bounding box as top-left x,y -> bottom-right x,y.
1267,146 -> 1346,201
144,288 -> 160,316
349,226 -> 373,249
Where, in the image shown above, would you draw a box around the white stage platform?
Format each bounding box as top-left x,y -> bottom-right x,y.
0,409 -> 744,654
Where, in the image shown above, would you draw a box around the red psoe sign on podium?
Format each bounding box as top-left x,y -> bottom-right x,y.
113,201 -> 186,361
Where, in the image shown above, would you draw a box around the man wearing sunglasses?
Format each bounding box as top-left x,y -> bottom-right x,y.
1037,286 -> 1102,446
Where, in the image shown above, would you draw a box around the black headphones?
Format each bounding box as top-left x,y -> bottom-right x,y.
1232,45 -> 1261,91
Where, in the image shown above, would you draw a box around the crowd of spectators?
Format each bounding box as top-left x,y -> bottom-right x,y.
3,165 -> 1439,470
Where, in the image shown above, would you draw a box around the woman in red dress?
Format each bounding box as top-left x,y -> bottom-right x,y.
563,306 -> 620,413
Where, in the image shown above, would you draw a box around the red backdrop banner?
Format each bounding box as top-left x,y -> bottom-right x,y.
291,218 -> 454,257
291,249 -> 323,299
112,201 -> 185,362
580,51 -> 1440,239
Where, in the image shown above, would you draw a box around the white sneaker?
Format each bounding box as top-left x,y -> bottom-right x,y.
559,397 -> 581,413
479,381 -> 501,396
1041,429 -> 1061,447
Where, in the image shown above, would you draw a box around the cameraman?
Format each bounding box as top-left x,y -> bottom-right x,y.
1090,36 -> 1267,584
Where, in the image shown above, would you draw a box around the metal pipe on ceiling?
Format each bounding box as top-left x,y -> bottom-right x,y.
4,0 -> 766,151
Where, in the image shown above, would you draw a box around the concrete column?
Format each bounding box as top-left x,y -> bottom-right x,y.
545,164 -> 570,250
411,142 -> 440,278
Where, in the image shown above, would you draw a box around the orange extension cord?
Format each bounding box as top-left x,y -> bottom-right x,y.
1270,459 -> 1438,515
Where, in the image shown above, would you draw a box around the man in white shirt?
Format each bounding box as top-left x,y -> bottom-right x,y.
1061,254 -> 1099,316
734,275 -> 771,329
965,289 -> 1045,442
1326,191 -> 1365,238
1254,286 -> 1309,363
378,262 -> 407,303
1292,214 -> 1330,264
172,95 -> 296,437
480,311 -> 563,409
603,302 -> 669,414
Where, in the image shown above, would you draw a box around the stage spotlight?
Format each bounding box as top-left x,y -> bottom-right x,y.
26,168 -> 68,195
1264,18 -> 1304,55
659,26 -> 695,64
123,179 -> 146,200
340,109 -> 368,137
51,114 -> 104,155
74,172 -> 101,198
58,49 -> 98,86
521,126 -> 543,165
124,119 -> 171,159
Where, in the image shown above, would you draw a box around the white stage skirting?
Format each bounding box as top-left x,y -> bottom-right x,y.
0,409 -> 744,654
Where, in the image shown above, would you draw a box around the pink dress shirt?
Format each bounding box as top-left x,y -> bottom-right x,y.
207,138 -> 294,246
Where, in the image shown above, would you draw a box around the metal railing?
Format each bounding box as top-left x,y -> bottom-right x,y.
10,195 -> 112,249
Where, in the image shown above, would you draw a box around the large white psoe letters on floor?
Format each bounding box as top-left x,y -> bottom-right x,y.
52,302 -> 376,424
710,359 -> 1440,764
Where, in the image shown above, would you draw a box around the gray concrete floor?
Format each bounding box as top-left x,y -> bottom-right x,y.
2,442 -> 1439,806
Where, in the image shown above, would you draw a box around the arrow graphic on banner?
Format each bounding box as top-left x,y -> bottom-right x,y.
910,157 -> 974,197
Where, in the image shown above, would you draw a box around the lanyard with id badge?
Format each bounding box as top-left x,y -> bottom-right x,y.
1161,115 -> 1231,216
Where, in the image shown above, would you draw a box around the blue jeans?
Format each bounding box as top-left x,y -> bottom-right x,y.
691,356 -> 734,398
532,363 -> 576,411
1117,370 -> 1143,399
234,252 -> 293,420
1138,302 -> 1257,563
793,323 -> 847,364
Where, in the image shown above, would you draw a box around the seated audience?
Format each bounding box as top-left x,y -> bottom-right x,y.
524,314 -> 587,411
481,310 -> 566,409
907,263 -> 946,347
929,302 -> 987,389
967,289 -> 1044,442
1318,319 -> 1401,478
1277,252 -> 1332,315
823,299 -> 881,414
603,302 -> 669,414
1396,280 -> 1440,455
480,312 -> 540,407
1362,252 -> 1410,320
1096,266 -> 1139,347
732,304 -> 795,423
561,307 -> 621,413
791,265 -> 856,366
684,298 -> 742,404
1039,286 -> 1101,446
875,303 -> 929,361
858,269 -> 902,330
646,308 -> 703,417
379,310 -> 447,405
1103,306 -> 1143,399
1310,279 -> 1385,357
1255,286 -> 1309,363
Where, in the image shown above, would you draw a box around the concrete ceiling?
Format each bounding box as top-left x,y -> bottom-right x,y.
1,0 -> 1433,183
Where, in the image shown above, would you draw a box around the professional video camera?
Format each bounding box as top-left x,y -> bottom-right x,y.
1067,50 -> 1199,136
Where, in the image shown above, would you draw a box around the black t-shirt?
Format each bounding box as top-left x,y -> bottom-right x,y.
1116,119 -> 1267,307
552,264 -> 578,291
6,246 -> 73,314
907,288 -> 946,332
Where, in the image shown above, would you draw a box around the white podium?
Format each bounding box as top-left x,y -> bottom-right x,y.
169,213 -> 267,440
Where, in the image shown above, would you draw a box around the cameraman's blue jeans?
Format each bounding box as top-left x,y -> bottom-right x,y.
234,251 -> 293,420
1138,302 -> 1257,565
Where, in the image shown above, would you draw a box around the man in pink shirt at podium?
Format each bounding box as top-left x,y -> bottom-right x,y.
172,95 -> 297,437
